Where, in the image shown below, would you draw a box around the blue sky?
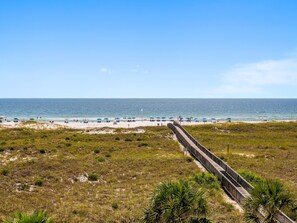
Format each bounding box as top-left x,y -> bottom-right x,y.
1,0 -> 297,98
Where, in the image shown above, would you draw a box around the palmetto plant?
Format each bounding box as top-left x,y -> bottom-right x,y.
243,179 -> 294,223
3,211 -> 53,223
143,180 -> 210,223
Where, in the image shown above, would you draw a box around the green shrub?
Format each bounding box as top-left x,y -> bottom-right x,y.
111,203 -> 119,209
244,179 -> 294,222
115,137 -> 120,140
34,177 -> 44,186
94,149 -> 100,154
39,149 -> 46,154
238,169 -> 263,187
96,157 -> 105,162
189,218 -> 212,223
88,174 -> 98,181
1,169 -> 9,176
0,148 -> 4,152
143,180 -> 209,223
191,172 -> 220,190
17,183 -> 30,191
65,137 -> 70,140
125,138 -> 132,142
138,143 -> 148,147
3,210 -> 53,223
185,156 -> 194,162
105,154 -> 111,158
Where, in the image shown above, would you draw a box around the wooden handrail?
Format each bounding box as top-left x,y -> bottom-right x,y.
168,122 -> 295,223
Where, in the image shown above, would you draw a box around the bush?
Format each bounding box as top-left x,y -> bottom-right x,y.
39,149 -> 46,154
244,179 -> 294,223
185,156 -> 194,162
94,149 -> 100,154
3,210 -> 53,223
143,180 -> 209,223
189,218 -> 212,223
65,137 -> 70,140
191,172 -> 220,190
125,138 -> 132,142
115,137 -> 120,141
88,174 -> 98,181
111,203 -> 119,209
17,183 -> 29,191
96,157 -> 105,162
138,143 -> 148,147
1,169 -> 9,176
238,169 -> 263,187
65,143 -> 71,147
0,148 -> 4,152
34,177 -> 44,186
105,154 -> 111,158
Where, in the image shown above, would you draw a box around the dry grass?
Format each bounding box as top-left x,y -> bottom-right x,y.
0,126 -> 242,222
185,122 -> 297,193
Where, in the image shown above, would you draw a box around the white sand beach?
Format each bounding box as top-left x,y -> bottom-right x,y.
1,119 -> 296,130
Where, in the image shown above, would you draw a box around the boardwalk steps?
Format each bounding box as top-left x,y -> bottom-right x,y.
168,121 -> 295,223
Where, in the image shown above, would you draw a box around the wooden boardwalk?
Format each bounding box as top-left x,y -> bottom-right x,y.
168,121 -> 295,223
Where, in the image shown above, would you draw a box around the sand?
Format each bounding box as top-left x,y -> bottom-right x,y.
0,120 -> 203,129
0,119 -> 296,130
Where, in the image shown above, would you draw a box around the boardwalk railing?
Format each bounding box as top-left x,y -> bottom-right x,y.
168,121 -> 295,223
172,121 -> 254,191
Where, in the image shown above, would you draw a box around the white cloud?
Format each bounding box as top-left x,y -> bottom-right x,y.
100,67 -> 110,73
211,57 -> 297,97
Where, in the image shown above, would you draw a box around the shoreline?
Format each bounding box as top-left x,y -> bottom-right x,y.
1,119 -> 296,130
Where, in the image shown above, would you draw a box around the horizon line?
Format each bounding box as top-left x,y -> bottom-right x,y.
1,98 -> 297,100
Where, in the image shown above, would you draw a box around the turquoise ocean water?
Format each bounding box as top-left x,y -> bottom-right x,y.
0,99 -> 297,121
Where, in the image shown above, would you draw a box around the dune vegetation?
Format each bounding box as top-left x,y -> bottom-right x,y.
184,122 -> 297,190
0,126 -> 242,223
185,122 -> 297,220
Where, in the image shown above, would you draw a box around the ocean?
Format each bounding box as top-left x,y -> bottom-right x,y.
0,99 -> 297,122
